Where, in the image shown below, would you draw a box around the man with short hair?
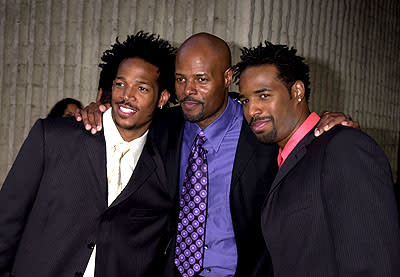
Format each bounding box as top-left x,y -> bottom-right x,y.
0,31 -> 175,277
235,41 -> 400,276
78,32 -> 359,276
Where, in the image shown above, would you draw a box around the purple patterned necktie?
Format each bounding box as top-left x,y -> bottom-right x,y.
175,131 -> 208,277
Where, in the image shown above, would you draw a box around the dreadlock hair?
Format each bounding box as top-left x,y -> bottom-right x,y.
233,41 -> 311,101
99,31 -> 177,104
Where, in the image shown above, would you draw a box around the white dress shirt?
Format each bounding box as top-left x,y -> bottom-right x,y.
83,108 -> 148,276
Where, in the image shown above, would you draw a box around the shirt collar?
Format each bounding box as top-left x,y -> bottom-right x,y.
279,112 -> 320,166
184,97 -> 241,152
103,108 -> 148,158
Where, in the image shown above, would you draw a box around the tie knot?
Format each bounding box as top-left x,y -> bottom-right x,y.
113,142 -> 130,156
195,131 -> 207,146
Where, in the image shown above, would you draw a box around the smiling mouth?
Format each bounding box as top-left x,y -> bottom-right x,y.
251,119 -> 271,133
118,104 -> 137,116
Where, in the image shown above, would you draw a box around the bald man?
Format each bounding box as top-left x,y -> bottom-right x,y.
78,32 -> 357,277
152,33 -> 358,277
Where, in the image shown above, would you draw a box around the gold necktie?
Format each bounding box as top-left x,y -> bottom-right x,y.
107,142 -> 130,206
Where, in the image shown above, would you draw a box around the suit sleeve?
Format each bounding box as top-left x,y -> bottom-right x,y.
0,119 -> 45,274
321,128 -> 400,276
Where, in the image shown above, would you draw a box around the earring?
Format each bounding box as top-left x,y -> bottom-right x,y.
298,98 -> 302,102
159,105 -> 163,110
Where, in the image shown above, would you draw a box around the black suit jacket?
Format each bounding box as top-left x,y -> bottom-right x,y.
153,106 -> 278,276
0,117 -> 173,277
262,125 -> 400,276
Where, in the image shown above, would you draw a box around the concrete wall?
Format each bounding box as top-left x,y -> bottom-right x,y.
1,0 -> 399,184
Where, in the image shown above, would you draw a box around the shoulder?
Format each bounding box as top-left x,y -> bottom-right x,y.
317,125 -> 381,150
38,116 -> 94,140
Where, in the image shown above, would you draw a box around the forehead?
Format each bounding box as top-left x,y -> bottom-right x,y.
240,64 -> 281,89
175,45 -> 219,73
117,57 -> 160,81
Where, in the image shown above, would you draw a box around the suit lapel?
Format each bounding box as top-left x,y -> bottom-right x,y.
83,131 -> 108,211
165,113 -> 185,200
230,120 -> 257,190
268,130 -> 316,196
109,141 -> 157,208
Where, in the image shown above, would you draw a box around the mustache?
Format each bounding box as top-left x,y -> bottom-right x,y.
249,116 -> 274,127
115,100 -> 139,111
179,96 -> 204,105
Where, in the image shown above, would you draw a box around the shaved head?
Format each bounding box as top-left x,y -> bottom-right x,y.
175,32 -> 234,128
178,32 -> 232,70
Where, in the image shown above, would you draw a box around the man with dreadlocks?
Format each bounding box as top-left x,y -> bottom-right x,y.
235,41 -> 400,276
0,31 -> 176,277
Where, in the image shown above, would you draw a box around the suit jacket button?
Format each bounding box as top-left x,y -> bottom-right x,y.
75,272 -> 83,277
87,243 -> 95,249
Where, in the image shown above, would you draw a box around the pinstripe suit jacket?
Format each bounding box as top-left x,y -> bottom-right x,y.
262,125 -> 400,276
0,117 -> 173,277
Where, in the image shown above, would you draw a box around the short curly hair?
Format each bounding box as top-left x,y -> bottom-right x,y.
233,41 -> 311,101
99,31 -> 177,104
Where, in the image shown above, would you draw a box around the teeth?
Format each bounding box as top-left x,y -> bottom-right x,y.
120,106 -> 135,113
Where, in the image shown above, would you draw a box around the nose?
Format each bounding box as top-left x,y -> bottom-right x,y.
184,79 -> 196,96
247,101 -> 262,119
123,86 -> 137,101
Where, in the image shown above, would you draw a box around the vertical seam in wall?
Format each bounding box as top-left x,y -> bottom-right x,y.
91,0 -> 101,102
166,0 -> 175,43
58,0 -> 67,102
129,0 -> 137,32
40,0 -> 51,117
24,0 -> 36,137
276,0 -> 282,42
0,0 -> 7,118
258,0 -> 264,43
226,0 -> 235,43
8,0 -> 21,170
206,0 -> 215,33
73,0 -> 84,100
286,0 -> 291,45
266,0 -> 274,43
110,0 -> 119,44
185,1 -> 194,37
248,0 -> 255,46
148,0 -> 156,31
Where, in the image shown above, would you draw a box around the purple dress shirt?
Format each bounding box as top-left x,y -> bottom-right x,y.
179,97 -> 243,276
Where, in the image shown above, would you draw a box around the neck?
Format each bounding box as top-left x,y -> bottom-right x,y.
277,107 -> 310,149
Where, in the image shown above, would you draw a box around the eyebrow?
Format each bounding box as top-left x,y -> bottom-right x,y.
175,73 -> 208,77
238,88 -> 270,99
115,76 -> 150,85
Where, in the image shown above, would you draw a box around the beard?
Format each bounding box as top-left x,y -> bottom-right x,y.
250,116 -> 278,144
179,96 -> 205,123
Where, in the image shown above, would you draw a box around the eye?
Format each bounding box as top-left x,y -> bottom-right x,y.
238,98 -> 249,105
113,80 -> 125,87
198,77 -> 207,82
138,86 -> 149,92
175,77 -> 185,83
260,94 -> 270,99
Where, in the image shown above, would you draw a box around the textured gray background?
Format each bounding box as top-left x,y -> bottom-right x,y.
0,0 -> 399,185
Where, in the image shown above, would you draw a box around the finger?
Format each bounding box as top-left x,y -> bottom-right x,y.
315,112 -> 347,137
74,108 -> 82,121
94,107 -> 103,131
96,88 -> 103,103
81,106 -> 91,130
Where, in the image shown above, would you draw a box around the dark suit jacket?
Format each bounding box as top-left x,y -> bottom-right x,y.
0,117 -> 173,277
152,106 -> 279,276
262,125 -> 400,276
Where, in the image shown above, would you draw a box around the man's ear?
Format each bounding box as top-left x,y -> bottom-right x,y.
158,89 -> 170,108
224,67 -> 233,89
291,80 -> 305,102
